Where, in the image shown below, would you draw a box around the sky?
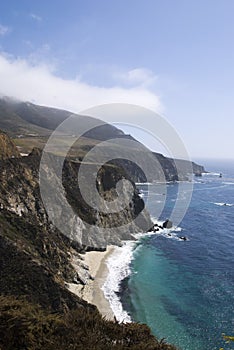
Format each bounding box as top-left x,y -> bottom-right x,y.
0,0 -> 234,160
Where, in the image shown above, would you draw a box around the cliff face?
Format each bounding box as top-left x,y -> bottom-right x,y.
0,101 -> 183,349
0,151 -> 151,249
113,153 -> 206,183
0,130 -> 20,160
0,209 -> 177,349
0,154 -> 92,313
0,157 -> 179,350
0,210 -> 92,313
0,145 -> 151,310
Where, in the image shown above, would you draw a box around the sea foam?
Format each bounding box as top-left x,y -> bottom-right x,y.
102,242 -> 135,323
213,202 -> 233,207
102,220 -> 185,323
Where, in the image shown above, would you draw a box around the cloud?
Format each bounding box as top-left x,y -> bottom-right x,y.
0,24 -> 10,36
30,13 -> 42,22
115,68 -> 157,87
0,53 -> 162,113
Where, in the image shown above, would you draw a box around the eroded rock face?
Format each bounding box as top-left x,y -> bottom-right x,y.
0,210 -> 96,313
0,128 -> 204,317
0,150 -> 152,249
0,130 -> 20,160
115,154 -> 207,183
163,219 -> 173,229
0,144 -> 153,312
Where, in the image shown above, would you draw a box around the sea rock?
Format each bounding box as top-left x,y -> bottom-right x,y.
179,236 -> 188,241
148,224 -> 160,232
163,219 -> 173,229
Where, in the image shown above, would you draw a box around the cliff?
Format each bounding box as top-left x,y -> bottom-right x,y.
0,141 -> 178,349
0,98 -> 202,349
0,149 -> 151,250
112,153 -> 206,183
0,143 -> 152,305
0,130 -> 20,160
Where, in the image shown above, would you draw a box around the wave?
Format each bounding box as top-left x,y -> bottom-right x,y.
135,182 -> 153,185
153,228 -> 188,242
213,202 -> 233,207
194,181 -> 206,184
202,172 -> 221,176
102,219 -> 187,323
102,242 -> 135,323
192,184 -> 228,192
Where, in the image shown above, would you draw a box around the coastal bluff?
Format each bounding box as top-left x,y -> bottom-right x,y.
0,99 -> 201,349
0,134 -> 178,349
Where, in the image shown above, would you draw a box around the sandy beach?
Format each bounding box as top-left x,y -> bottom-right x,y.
67,246 -> 116,320
83,246 -> 115,320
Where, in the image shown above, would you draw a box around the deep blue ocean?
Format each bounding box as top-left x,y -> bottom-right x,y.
121,160 -> 234,350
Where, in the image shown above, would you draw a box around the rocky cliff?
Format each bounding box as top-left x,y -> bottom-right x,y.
0,127 -> 179,349
0,136 -> 180,349
112,153 -> 206,183
0,132 -> 152,303
0,99 -> 204,349
0,149 -> 151,250
0,130 -> 20,160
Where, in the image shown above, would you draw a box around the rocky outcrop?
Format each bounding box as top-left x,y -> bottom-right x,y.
0,102 -> 182,349
191,162 -> 206,176
0,143 -> 153,316
0,148 -> 152,250
0,212 -> 92,313
162,219 -> 173,229
115,154 -> 206,183
168,157 -> 206,178
0,130 -> 20,160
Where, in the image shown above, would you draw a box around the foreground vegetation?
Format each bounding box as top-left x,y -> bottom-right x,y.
0,295 -> 178,350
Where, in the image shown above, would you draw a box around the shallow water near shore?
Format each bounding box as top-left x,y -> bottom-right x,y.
106,160 -> 234,350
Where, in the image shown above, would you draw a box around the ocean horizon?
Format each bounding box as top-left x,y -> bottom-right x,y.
103,159 -> 234,350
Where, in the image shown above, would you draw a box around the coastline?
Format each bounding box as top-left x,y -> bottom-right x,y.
67,246 -> 116,320
66,242 -> 137,323
83,246 -> 116,320
67,220 -> 174,323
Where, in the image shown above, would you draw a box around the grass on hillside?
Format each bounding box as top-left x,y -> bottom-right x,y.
0,295 -> 179,350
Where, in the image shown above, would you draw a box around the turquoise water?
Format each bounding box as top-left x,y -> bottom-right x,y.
121,160 -> 234,350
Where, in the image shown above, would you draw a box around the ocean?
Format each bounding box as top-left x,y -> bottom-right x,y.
102,160 -> 234,350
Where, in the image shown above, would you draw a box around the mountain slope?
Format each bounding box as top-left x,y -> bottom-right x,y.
0,97 -> 206,181
0,98 -> 51,136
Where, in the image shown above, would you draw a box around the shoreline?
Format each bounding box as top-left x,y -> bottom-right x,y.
83,246 -> 116,320
67,246 -> 116,320
67,242 -> 136,322
67,220 -> 173,322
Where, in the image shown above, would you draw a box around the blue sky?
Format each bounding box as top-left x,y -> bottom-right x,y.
0,0 -> 234,160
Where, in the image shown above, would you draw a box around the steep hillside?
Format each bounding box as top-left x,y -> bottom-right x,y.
0,97 -> 206,181
0,149 -> 151,249
0,138 -> 179,349
0,98 -> 51,136
0,97 -> 125,139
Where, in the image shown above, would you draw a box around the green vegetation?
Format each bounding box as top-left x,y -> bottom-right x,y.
0,295 -> 178,350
